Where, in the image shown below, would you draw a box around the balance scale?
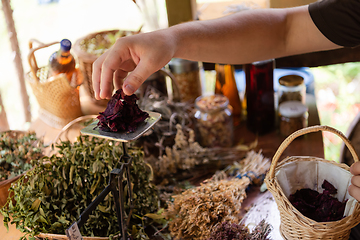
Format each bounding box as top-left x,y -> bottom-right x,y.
66,111 -> 161,240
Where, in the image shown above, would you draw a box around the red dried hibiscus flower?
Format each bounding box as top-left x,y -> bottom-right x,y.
96,89 -> 149,133
289,180 -> 347,222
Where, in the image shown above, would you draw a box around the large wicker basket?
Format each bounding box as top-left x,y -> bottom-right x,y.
26,39 -> 83,129
73,29 -> 139,106
265,125 -> 360,240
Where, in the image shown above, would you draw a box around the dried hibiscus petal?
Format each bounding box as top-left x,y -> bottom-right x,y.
289,180 -> 347,222
95,89 -> 149,133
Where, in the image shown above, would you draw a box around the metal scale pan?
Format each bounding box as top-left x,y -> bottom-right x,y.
80,111 -> 162,142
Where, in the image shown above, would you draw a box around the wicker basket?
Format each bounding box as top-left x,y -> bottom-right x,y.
26,39 -> 83,129
73,29 -> 139,106
265,125 -> 360,240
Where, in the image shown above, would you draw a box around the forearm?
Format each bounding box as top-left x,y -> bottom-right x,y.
168,6 -> 340,64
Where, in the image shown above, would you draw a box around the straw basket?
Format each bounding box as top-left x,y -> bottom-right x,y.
73,29 -> 139,106
26,39 -> 83,129
265,125 -> 360,240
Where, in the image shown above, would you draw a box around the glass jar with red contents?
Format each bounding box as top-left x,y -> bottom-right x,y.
244,59 -> 275,135
194,94 -> 234,148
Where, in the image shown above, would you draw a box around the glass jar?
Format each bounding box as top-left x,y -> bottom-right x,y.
279,101 -> 308,137
278,74 -> 306,106
194,94 -> 234,148
168,58 -> 202,103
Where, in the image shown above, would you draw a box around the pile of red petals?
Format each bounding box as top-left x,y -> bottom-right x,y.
96,89 -> 149,133
289,180 -> 347,222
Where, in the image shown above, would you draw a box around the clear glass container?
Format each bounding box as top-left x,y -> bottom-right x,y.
279,101 -> 308,137
194,94 -> 234,148
278,74 -> 306,107
168,58 -> 202,103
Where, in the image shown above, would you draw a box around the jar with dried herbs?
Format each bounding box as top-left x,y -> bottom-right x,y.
279,101 -> 308,137
194,94 -> 234,148
168,58 -> 202,103
278,74 -> 306,106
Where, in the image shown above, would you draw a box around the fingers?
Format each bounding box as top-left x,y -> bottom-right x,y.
92,52 -> 108,100
114,69 -> 128,90
349,162 -> 360,201
122,60 -> 153,95
349,183 -> 360,201
350,161 -> 360,175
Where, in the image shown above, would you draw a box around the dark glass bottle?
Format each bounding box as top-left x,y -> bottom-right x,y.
244,59 -> 275,135
48,39 -> 76,82
215,64 -> 242,126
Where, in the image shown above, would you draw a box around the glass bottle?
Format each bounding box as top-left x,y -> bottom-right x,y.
48,39 -> 76,82
214,64 -> 242,126
194,94 -> 234,148
278,74 -> 306,107
244,59 -> 275,135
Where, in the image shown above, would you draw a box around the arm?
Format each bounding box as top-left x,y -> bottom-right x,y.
92,5 -> 340,99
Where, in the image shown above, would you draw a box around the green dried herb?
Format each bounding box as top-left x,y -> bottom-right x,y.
1,135 -> 159,239
0,131 -> 44,180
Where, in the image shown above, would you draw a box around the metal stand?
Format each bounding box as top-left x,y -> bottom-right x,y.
66,111 -> 161,240
67,142 -> 134,240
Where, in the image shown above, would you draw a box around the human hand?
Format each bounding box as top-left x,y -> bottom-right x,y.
92,30 -> 176,99
349,161 -> 360,201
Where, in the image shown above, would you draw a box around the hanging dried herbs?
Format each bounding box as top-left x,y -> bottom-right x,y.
1,135 -> 158,239
0,131 -> 44,180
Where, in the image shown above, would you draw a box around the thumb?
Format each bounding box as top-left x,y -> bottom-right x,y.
122,61 -> 154,95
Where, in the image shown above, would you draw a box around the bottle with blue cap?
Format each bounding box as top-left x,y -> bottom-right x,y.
48,39 -> 76,83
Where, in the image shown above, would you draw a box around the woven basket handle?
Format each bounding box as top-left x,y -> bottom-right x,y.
269,125 -> 359,178
28,39 -> 59,83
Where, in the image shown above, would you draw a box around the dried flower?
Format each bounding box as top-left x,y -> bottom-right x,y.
289,180 -> 347,222
96,89 -> 149,133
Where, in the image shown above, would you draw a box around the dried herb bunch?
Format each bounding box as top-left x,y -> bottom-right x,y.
208,219 -> 272,240
1,135 -> 159,239
147,124 -> 248,180
166,178 -> 249,240
165,151 -> 271,240
0,131 -> 43,180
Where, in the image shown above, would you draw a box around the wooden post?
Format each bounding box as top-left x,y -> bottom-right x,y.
0,92 -> 10,131
1,0 -> 32,123
165,0 -> 197,27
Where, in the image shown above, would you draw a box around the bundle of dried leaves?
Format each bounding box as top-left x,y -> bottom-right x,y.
0,131 -> 44,180
1,136 -> 158,239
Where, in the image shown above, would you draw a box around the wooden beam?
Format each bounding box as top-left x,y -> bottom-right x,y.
275,46 -> 360,68
0,92 -> 10,131
165,0 -> 197,27
1,0 -> 31,123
